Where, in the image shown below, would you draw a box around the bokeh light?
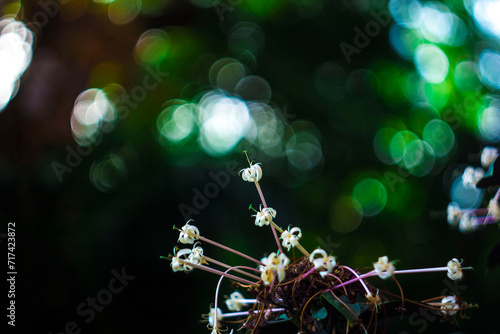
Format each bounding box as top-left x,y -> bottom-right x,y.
70,88 -> 117,146
477,96 -> 500,143
389,24 -> 423,60
414,44 -> 449,84
422,119 -> 454,157
403,139 -> 435,176
471,0 -> 500,39
454,60 -> 482,93
108,0 -> 142,25
134,29 -> 170,66
352,178 -> 387,217
156,102 -> 197,144
329,196 -> 363,233
90,154 -> 128,193
417,2 -> 466,46
389,130 -> 418,165
198,92 -> 254,156
374,127 -> 399,165
227,22 -> 265,57
286,121 -> 323,174
478,50 -> 500,90
450,171 -> 484,209
0,17 -> 33,112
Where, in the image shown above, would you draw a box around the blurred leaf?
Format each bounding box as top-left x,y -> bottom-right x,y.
311,305 -> 328,320
321,293 -> 360,326
267,313 -> 291,324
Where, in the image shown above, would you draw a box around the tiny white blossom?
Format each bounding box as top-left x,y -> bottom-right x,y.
225,292 -> 245,311
240,162 -> 262,182
481,146 -> 498,169
178,220 -> 200,244
365,291 -> 382,310
373,256 -> 395,279
208,307 -> 222,329
253,207 -> 276,227
171,248 -> 192,272
260,252 -> 289,284
447,258 -> 463,280
458,212 -> 478,233
309,248 -> 337,278
447,202 -> 462,227
440,296 -> 460,315
487,199 -> 500,221
281,227 -> 302,251
462,166 -> 484,188
188,243 -> 207,266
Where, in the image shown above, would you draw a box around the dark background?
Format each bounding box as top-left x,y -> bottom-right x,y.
1,0 -> 499,333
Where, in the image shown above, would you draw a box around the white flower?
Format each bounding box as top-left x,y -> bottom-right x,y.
462,166 -> 484,188
253,207 -> 276,227
440,296 -> 460,315
447,202 -> 462,227
365,291 -> 382,310
487,199 -> 500,221
178,220 -> 200,244
225,292 -> 245,311
447,258 -> 463,280
458,212 -> 478,233
481,146 -> 498,169
373,256 -> 395,279
188,243 -> 207,266
309,248 -> 337,278
260,252 -> 289,284
281,227 -> 302,251
171,248 -> 192,272
208,307 -> 222,329
261,265 -> 276,285
240,162 -> 262,182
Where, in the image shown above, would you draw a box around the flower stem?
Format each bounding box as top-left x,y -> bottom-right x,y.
213,266 -> 263,330
343,265 -> 371,295
199,236 -> 263,266
161,257 -> 256,285
493,187 -> 500,202
332,270 -> 376,290
300,266 -> 318,281
204,256 -> 261,280
222,308 -> 286,318
254,180 -> 284,254
392,266 -> 473,274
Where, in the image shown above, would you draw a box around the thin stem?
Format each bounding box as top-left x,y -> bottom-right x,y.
198,236 -> 263,266
254,180 -> 284,254
213,266 -> 262,331
204,256 -> 261,280
469,208 -> 489,216
493,187 -> 500,202
222,308 -> 286,318
332,270 -> 376,290
393,266 -> 473,275
343,265 -> 371,295
477,215 -> 498,225
300,266 -> 317,281
162,257 -> 256,285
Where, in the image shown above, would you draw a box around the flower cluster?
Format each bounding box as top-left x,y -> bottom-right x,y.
446,146 -> 500,233
163,157 -> 476,334
259,252 -> 289,285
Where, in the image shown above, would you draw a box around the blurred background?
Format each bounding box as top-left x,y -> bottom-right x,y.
1,0 -> 500,333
